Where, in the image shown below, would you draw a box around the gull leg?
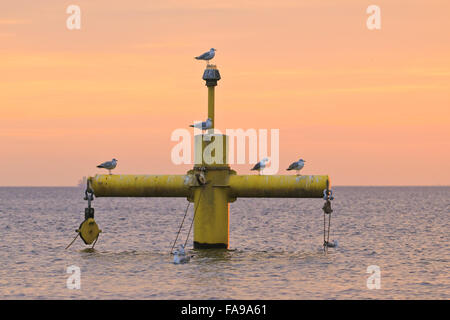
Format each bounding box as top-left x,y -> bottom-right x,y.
108,169 -> 111,175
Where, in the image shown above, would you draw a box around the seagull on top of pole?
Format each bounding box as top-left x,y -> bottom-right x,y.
97,158 -> 118,175
251,157 -> 270,175
287,158 -> 305,175
195,48 -> 216,65
189,118 -> 212,131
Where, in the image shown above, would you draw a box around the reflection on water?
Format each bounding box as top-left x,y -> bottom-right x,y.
0,186 -> 448,299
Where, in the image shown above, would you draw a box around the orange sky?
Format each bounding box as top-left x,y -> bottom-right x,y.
0,0 -> 449,186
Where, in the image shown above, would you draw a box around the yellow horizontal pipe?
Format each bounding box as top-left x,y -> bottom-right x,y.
229,175 -> 329,198
89,174 -> 191,197
90,174 -> 329,199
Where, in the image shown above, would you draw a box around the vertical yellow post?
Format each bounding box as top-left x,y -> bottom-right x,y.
192,172 -> 230,249
208,86 -> 215,130
203,65 -> 220,134
194,65 -> 228,249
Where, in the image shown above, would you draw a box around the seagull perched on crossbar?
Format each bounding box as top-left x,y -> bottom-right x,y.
189,118 -> 212,131
97,158 -> 118,175
195,48 -> 216,64
287,158 -> 305,175
251,157 -> 270,175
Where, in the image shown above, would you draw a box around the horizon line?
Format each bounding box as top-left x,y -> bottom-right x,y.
0,185 -> 448,188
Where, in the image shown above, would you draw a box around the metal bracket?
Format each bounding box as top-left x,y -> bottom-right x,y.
84,180 -> 95,219
195,172 -> 207,185
323,189 -> 334,201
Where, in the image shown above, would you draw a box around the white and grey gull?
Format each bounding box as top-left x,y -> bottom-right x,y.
195,48 -> 216,64
97,158 -> 118,175
251,157 -> 270,175
173,244 -> 191,264
287,158 -> 305,175
189,117 -> 212,131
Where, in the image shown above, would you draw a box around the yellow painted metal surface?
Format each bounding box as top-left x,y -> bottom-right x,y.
77,218 -> 102,245
193,169 -> 229,249
208,86 -> 215,130
194,134 -> 229,167
90,173 -> 329,199
89,174 -> 191,197
82,65 -> 332,249
229,174 -> 329,198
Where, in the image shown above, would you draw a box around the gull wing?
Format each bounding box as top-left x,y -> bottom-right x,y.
287,162 -> 297,170
97,160 -> 113,168
202,120 -> 212,129
251,162 -> 261,171
195,51 -> 211,60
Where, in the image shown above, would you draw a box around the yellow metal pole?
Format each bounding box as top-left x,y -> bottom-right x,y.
203,65 -> 220,135
88,174 -> 329,199
89,174 -> 191,197
193,65 -> 228,248
229,175 -> 329,199
85,65 -> 331,251
208,86 -> 215,129
192,170 -> 230,249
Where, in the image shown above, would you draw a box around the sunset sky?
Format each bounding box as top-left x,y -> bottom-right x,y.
0,0 -> 449,186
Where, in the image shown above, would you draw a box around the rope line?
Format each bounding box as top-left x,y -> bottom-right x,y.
323,211 -> 326,252
170,201 -> 191,254
184,188 -> 204,248
91,235 -> 99,249
65,232 -> 79,250
327,212 -> 332,245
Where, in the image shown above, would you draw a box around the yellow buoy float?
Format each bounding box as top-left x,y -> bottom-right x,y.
77,218 -> 102,245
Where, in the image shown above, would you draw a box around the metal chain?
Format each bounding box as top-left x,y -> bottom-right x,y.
66,181 -> 96,250
323,210 -> 326,250
322,189 -> 334,252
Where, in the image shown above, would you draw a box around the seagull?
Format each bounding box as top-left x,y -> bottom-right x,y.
195,48 -> 216,64
189,118 -> 212,131
251,157 -> 270,175
97,158 -> 118,175
324,240 -> 338,248
287,158 -> 305,175
173,244 -> 191,264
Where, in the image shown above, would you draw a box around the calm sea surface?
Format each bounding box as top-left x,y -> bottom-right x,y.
0,186 -> 448,299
